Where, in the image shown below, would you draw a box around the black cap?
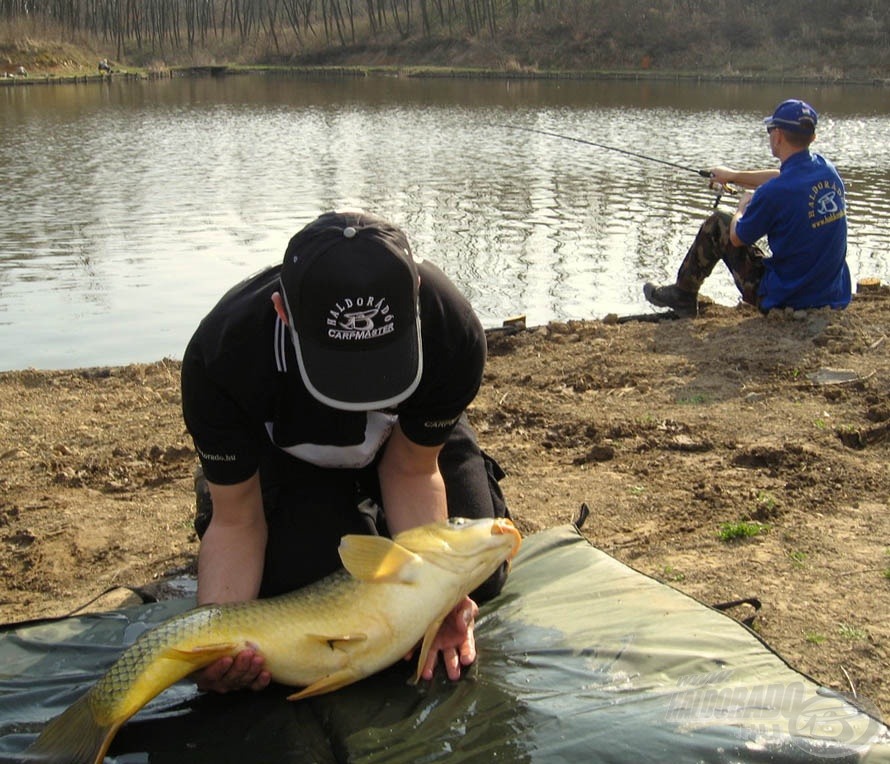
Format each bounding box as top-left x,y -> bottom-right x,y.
279,210 -> 423,411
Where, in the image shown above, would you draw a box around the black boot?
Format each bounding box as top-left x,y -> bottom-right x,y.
643,283 -> 698,318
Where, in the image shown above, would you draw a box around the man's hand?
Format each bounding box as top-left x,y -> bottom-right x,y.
709,166 -> 737,186
194,647 -> 272,694
409,596 -> 480,681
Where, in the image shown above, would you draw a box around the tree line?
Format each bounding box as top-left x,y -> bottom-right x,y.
3,0 -> 889,70
2,0 -> 507,57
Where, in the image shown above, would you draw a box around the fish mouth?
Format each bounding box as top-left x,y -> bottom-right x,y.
491,518 -> 522,559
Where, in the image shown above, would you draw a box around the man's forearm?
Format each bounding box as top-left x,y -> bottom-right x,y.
381,469 -> 448,536
377,425 -> 448,536
724,168 -> 780,189
197,520 -> 267,604
728,190 -> 755,248
197,473 -> 268,604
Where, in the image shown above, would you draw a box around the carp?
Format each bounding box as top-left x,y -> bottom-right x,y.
28,517 -> 521,764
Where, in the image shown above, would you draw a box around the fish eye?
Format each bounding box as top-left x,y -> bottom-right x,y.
447,518 -> 468,526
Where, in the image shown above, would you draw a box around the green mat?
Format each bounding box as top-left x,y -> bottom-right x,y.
1,525 -> 888,762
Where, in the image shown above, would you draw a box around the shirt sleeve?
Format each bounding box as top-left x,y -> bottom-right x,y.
734,184 -> 777,247
181,334 -> 262,485
396,303 -> 486,448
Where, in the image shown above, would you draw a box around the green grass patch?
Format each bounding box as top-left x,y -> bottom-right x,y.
789,550 -> 808,568
837,622 -> 867,641
718,520 -> 768,542
661,565 -> 686,582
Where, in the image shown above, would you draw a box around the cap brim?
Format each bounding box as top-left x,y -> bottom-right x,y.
291,315 -> 423,411
762,116 -> 815,133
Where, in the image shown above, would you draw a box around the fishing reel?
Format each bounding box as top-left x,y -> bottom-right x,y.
695,168 -> 741,209
707,178 -> 740,209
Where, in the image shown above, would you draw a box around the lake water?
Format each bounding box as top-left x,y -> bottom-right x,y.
2,74 -> 889,370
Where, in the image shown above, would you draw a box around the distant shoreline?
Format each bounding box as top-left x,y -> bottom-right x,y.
3,64 -> 889,89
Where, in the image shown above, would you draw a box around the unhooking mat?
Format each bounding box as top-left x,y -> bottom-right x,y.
1,525 -> 888,763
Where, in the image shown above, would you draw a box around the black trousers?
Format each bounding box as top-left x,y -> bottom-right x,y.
195,415 -> 509,602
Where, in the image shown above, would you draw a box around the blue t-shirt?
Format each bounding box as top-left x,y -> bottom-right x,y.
735,150 -> 850,311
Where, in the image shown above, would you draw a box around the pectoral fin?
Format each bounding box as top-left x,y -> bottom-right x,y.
287,669 -> 361,700
338,534 -> 422,583
411,617 -> 446,684
166,642 -> 241,666
306,632 -> 368,650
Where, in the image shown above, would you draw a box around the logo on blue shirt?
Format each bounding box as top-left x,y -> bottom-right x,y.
809,181 -> 845,228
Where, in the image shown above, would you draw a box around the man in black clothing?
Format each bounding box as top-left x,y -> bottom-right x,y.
181,209 -> 509,694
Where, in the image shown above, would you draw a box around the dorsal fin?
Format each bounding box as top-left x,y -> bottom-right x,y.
338,534 -> 422,583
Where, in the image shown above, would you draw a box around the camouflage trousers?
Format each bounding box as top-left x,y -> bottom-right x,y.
675,211 -> 766,307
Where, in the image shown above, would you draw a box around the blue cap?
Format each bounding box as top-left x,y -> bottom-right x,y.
764,99 -> 818,134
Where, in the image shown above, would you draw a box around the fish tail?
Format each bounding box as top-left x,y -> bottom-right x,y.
27,692 -> 117,764
27,620 -> 238,763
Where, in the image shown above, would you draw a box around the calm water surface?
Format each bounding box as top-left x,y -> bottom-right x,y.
2,75 -> 889,370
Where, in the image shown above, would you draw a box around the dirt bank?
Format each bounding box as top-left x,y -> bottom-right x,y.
1,287 -> 888,716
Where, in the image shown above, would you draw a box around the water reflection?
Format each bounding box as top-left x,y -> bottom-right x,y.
1,76 -> 889,370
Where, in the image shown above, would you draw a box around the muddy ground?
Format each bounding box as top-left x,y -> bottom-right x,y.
1,287 -> 888,717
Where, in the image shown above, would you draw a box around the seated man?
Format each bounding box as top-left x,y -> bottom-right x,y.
644,99 -> 850,318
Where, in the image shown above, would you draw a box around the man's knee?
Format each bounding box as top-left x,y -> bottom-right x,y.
193,465 -> 213,538
704,209 -> 732,229
439,421 -> 510,523
471,561 -> 509,603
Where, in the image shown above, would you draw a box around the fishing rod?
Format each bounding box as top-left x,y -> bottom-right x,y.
497,123 -> 737,207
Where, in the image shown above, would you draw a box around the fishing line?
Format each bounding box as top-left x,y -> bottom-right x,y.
497,123 -> 711,177
496,123 -> 737,206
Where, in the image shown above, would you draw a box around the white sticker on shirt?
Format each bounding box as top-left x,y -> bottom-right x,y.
265,411 -> 397,468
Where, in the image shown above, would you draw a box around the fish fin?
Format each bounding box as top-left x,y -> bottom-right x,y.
286,669 -> 361,701
338,534 -> 422,583
305,632 -> 368,649
411,617 -> 447,684
27,692 -> 121,764
164,641 -> 241,665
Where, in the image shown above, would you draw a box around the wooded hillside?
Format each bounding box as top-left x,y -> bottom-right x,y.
2,0 -> 889,76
